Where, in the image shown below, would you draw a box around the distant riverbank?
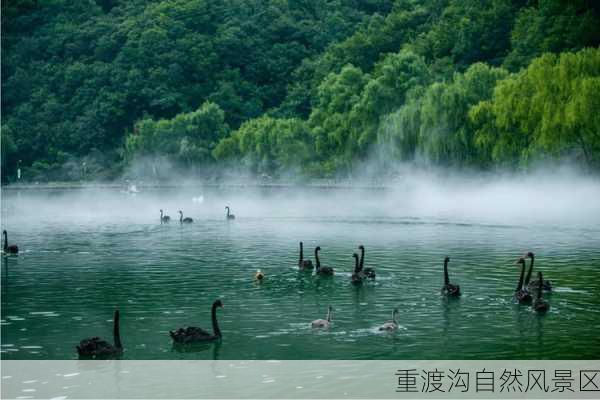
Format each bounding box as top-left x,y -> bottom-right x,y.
1,180 -> 389,191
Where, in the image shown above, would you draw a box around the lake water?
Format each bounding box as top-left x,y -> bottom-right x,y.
1,183 -> 599,360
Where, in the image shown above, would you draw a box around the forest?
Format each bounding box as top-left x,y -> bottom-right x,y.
2,0 -> 600,182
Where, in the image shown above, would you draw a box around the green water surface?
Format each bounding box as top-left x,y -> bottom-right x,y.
1,187 -> 599,359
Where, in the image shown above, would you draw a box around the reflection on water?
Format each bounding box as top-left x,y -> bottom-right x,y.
1,188 -> 599,360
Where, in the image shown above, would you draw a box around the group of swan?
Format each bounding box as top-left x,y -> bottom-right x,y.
297,242 -> 372,280
311,306 -> 399,332
77,300 -> 225,358
78,297 -> 400,358
160,207 -> 236,224
3,228 -> 552,357
515,253 -> 551,313
75,247 -> 552,357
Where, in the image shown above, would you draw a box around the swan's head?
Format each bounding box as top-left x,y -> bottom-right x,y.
178,210 -> 183,214
353,253 -> 358,260
225,206 -> 230,210
515,257 -> 526,266
526,251 -> 535,259
444,256 -> 450,263
358,245 -> 364,250
315,246 -> 321,252
328,306 -> 333,312
213,299 -> 224,309
2,230 -> 6,235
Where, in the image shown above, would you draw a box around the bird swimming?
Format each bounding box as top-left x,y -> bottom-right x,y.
358,245 -> 376,279
524,252 -> 552,292
533,272 -> 550,313
160,209 -> 171,223
378,308 -> 399,331
515,257 -> 533,304
298,242 -> 314,271
441,256 -> 461,297
76,309 -> 122,358
170,299 -> 224,344
225,206 -> 235,220
178,210 -> 193,224
315,246 -> 334,276
2,230 -> 18,255
351,253 -> 363,285
255,269 -> 265,281
311,306 -> 333,328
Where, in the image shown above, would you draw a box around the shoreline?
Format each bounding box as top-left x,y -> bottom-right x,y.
0,181 -> 389,191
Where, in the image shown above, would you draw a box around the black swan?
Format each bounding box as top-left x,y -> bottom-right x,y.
298,242 -> 314,270
515,258 -> 533,304
225,206 -> 235,220
178,210 -> 194,224
315,246 -> 334,276
533,272 -> 550,313
351,253 -> 364,285
170,299 -> 223,344
311,306 -> 333,328
2,230 -> 18,254
524,252 -> 552,292
160,209 -> 171,223
254,269 -> 265,281
379,308 -> 399,331
77,309 -> 122,358
358,245 -> 376,278
441,256 -> 461,297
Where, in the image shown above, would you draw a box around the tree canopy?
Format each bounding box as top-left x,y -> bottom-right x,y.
2,0 -> 599,182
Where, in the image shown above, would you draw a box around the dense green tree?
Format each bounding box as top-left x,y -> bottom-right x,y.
213,116 -> 312,175
503,0 -> 600,71
125,101 -> 229,167
2,0 -> 599,182
378,62 -> 508,166
471,48 -> 600,168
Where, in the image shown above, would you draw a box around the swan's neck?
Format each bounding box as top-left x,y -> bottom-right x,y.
113,311 -> 122,349
359,248 -> 365,270
299,243 -> 303,262
326,308 -> 332,322
517,263 -> 525,291
443,259 -> 450,285
524,256 -> 534,285
211,304 -> 221,338
353,257 -> 359,273
392,310 -> 398,324
226,207 -> 230,217
537,273 -> 543,299
3,233 -> 7,251
315,249 -> 320,270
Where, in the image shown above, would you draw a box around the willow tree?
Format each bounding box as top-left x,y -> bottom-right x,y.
213,116 -> 313,175
125,101 -> 229,167
471,48 -> 600,168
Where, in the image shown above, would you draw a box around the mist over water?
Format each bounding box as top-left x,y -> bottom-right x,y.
1,169 -> 600,360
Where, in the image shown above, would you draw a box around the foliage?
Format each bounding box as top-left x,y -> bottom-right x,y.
213,115 -> 312,176
379,62 -> 509,166
125,101 -> 229,166
2,0 -> 599,182
471,48 -> 600,168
